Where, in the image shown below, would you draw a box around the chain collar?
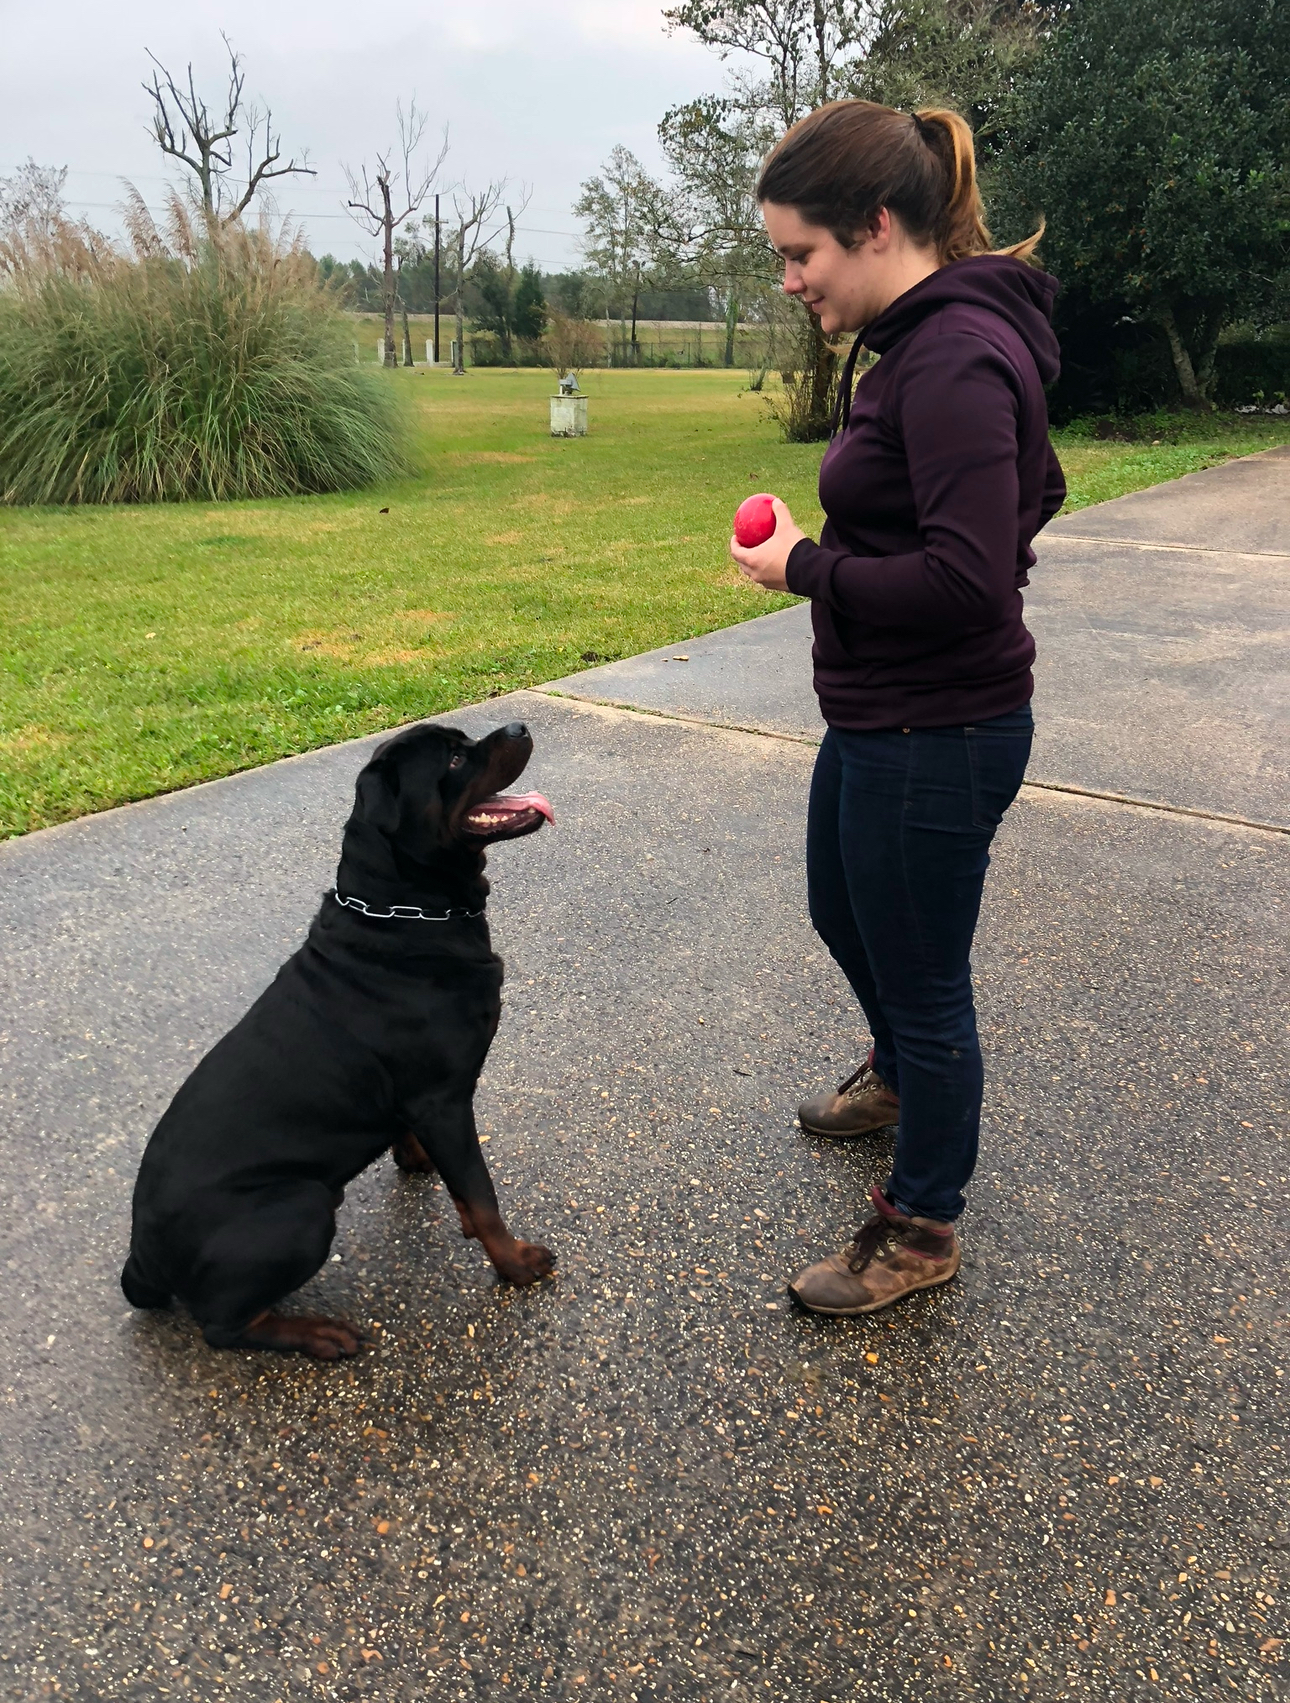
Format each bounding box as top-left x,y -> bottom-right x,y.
331,889 -> 483,923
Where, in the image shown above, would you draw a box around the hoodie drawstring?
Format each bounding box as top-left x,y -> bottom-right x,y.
832,334 -> 866,438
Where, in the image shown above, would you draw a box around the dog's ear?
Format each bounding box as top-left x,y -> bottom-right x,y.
354,752 -> 402,834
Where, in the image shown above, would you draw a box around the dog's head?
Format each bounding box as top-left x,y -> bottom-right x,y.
339,721 -> 552,900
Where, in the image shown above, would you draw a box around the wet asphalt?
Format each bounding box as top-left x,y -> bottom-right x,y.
1,452 -> 1288,1702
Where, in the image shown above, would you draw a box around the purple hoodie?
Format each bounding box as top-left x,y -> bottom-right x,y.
784,254 -> 1066,730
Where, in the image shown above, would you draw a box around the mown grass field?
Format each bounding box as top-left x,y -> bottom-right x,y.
2,366 -> 1287,838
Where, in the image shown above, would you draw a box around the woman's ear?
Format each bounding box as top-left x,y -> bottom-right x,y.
355,755 -> 401,834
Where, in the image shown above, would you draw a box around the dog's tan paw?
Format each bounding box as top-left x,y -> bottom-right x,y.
238,1313 -> 364,1359
497,1241 -> 556,1285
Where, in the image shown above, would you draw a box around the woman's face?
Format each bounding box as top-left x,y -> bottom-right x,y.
761,201 -> 935,334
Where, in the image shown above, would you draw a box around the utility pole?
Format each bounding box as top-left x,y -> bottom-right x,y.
454,223 -> 466,374
433,192 -> 441,366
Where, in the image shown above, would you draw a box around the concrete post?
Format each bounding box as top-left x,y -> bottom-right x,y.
549,395 -> 589,437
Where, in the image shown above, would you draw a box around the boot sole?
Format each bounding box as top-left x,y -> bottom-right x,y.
787,1252 -> 961,1316
796,1114 -> 899,1139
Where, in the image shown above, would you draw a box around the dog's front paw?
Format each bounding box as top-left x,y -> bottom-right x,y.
496,1241 -> 556,1285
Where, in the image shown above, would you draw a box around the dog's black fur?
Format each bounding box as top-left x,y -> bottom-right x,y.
121,720 -> 554,1358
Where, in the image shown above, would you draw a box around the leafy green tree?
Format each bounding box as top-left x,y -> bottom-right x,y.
661,1 -> 869,431
575,145 -> 663,361
854,1 -> 1052,143
513,264 -> 547,341
994,0 -> 1290,405
471,250 -> 516,358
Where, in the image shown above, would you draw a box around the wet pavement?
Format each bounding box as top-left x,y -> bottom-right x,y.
1,451 -> 1288,1701
550,449 -> 1290,829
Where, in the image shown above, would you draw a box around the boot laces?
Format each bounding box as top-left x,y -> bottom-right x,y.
839,1060 -> 883,1101
844,1210 -> 908,1273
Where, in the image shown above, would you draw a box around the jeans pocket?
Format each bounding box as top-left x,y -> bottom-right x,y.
965,728 -> 1033,831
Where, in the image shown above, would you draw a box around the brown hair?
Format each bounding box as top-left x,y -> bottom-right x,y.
757,99 -> 1042,265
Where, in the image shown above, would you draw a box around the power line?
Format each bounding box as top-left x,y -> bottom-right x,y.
39,195 -> 583,240
2,167 -> 583,230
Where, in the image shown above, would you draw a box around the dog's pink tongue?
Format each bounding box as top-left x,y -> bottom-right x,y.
503,791 -> 554,824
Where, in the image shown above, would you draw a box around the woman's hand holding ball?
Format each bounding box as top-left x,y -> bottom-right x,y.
729,494 -> 805,593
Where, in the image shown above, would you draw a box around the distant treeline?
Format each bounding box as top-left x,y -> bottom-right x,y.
315,255 -> 718,325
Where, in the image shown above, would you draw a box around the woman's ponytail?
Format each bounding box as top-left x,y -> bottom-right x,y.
912,109 -> 989,261
915,107 -> 1044,263
758,99 -> 1045,266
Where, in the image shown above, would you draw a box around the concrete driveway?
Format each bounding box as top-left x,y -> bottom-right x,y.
1,450 -> 1287,1700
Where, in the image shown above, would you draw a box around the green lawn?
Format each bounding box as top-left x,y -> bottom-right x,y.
2,367 -> 1287,839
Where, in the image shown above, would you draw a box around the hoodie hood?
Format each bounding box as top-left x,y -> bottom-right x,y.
861,254 -> 1061,386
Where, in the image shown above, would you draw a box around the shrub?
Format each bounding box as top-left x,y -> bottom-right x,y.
542,312 -> 606,376
0,193 -> 403,505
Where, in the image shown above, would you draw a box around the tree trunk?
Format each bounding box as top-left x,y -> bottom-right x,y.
380,179 -> 396,368
401,300 -> 414,367
630,270 -> 640,365
1158,301 -> 1203,408
724,292 -> 739,368
454,227 -> 466,375
1195,312 -> 1223,403
804,315 -> 837,438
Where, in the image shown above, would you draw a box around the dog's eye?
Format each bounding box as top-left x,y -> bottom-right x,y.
448,752 -> 466,770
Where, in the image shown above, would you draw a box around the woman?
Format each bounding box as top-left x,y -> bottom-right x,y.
731,101 -> 1065,1316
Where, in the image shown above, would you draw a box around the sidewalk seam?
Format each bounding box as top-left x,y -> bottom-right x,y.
1046,532 -> 1290,562
535,688 -> 1290,837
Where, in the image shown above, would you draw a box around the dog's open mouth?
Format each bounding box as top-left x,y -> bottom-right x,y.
462,791 -> 554,838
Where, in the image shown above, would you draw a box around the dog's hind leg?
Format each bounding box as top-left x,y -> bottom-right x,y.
392,1130 -> 438,1175
190,1182 -> 363,1359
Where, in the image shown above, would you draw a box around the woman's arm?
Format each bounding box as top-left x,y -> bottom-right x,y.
780,331 -> 1027,632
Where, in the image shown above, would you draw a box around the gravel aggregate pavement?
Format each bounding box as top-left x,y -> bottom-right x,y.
2,689 -> 1287,1702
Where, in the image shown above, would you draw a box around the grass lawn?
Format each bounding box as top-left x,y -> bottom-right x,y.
2,367 -> 1287,839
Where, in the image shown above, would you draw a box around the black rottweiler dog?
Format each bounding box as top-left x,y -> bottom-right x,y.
121,720 -> 555,1358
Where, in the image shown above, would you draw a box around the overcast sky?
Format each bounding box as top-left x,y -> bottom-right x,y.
0,0 -> 737,272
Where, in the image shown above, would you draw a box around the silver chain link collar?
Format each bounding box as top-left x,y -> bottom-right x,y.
332,890 -> 483,923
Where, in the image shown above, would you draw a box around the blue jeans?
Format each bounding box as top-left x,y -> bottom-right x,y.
805,705 -> 1033,1222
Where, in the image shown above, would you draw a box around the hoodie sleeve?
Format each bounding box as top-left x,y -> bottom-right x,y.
785,328 -> 1026,631
1040,442 -> 1067,527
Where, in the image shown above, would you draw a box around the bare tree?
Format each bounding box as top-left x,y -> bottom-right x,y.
143,36 -> 315,225
448,181 -> 510,374
344,102 -> 448,368
0,159 -> 104,282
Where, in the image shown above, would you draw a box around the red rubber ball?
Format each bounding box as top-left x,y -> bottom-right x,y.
733,492 -> 778,548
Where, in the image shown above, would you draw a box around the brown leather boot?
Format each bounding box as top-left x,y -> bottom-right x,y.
787,1186 -> 960,1316
797,1049 -> 900,1138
